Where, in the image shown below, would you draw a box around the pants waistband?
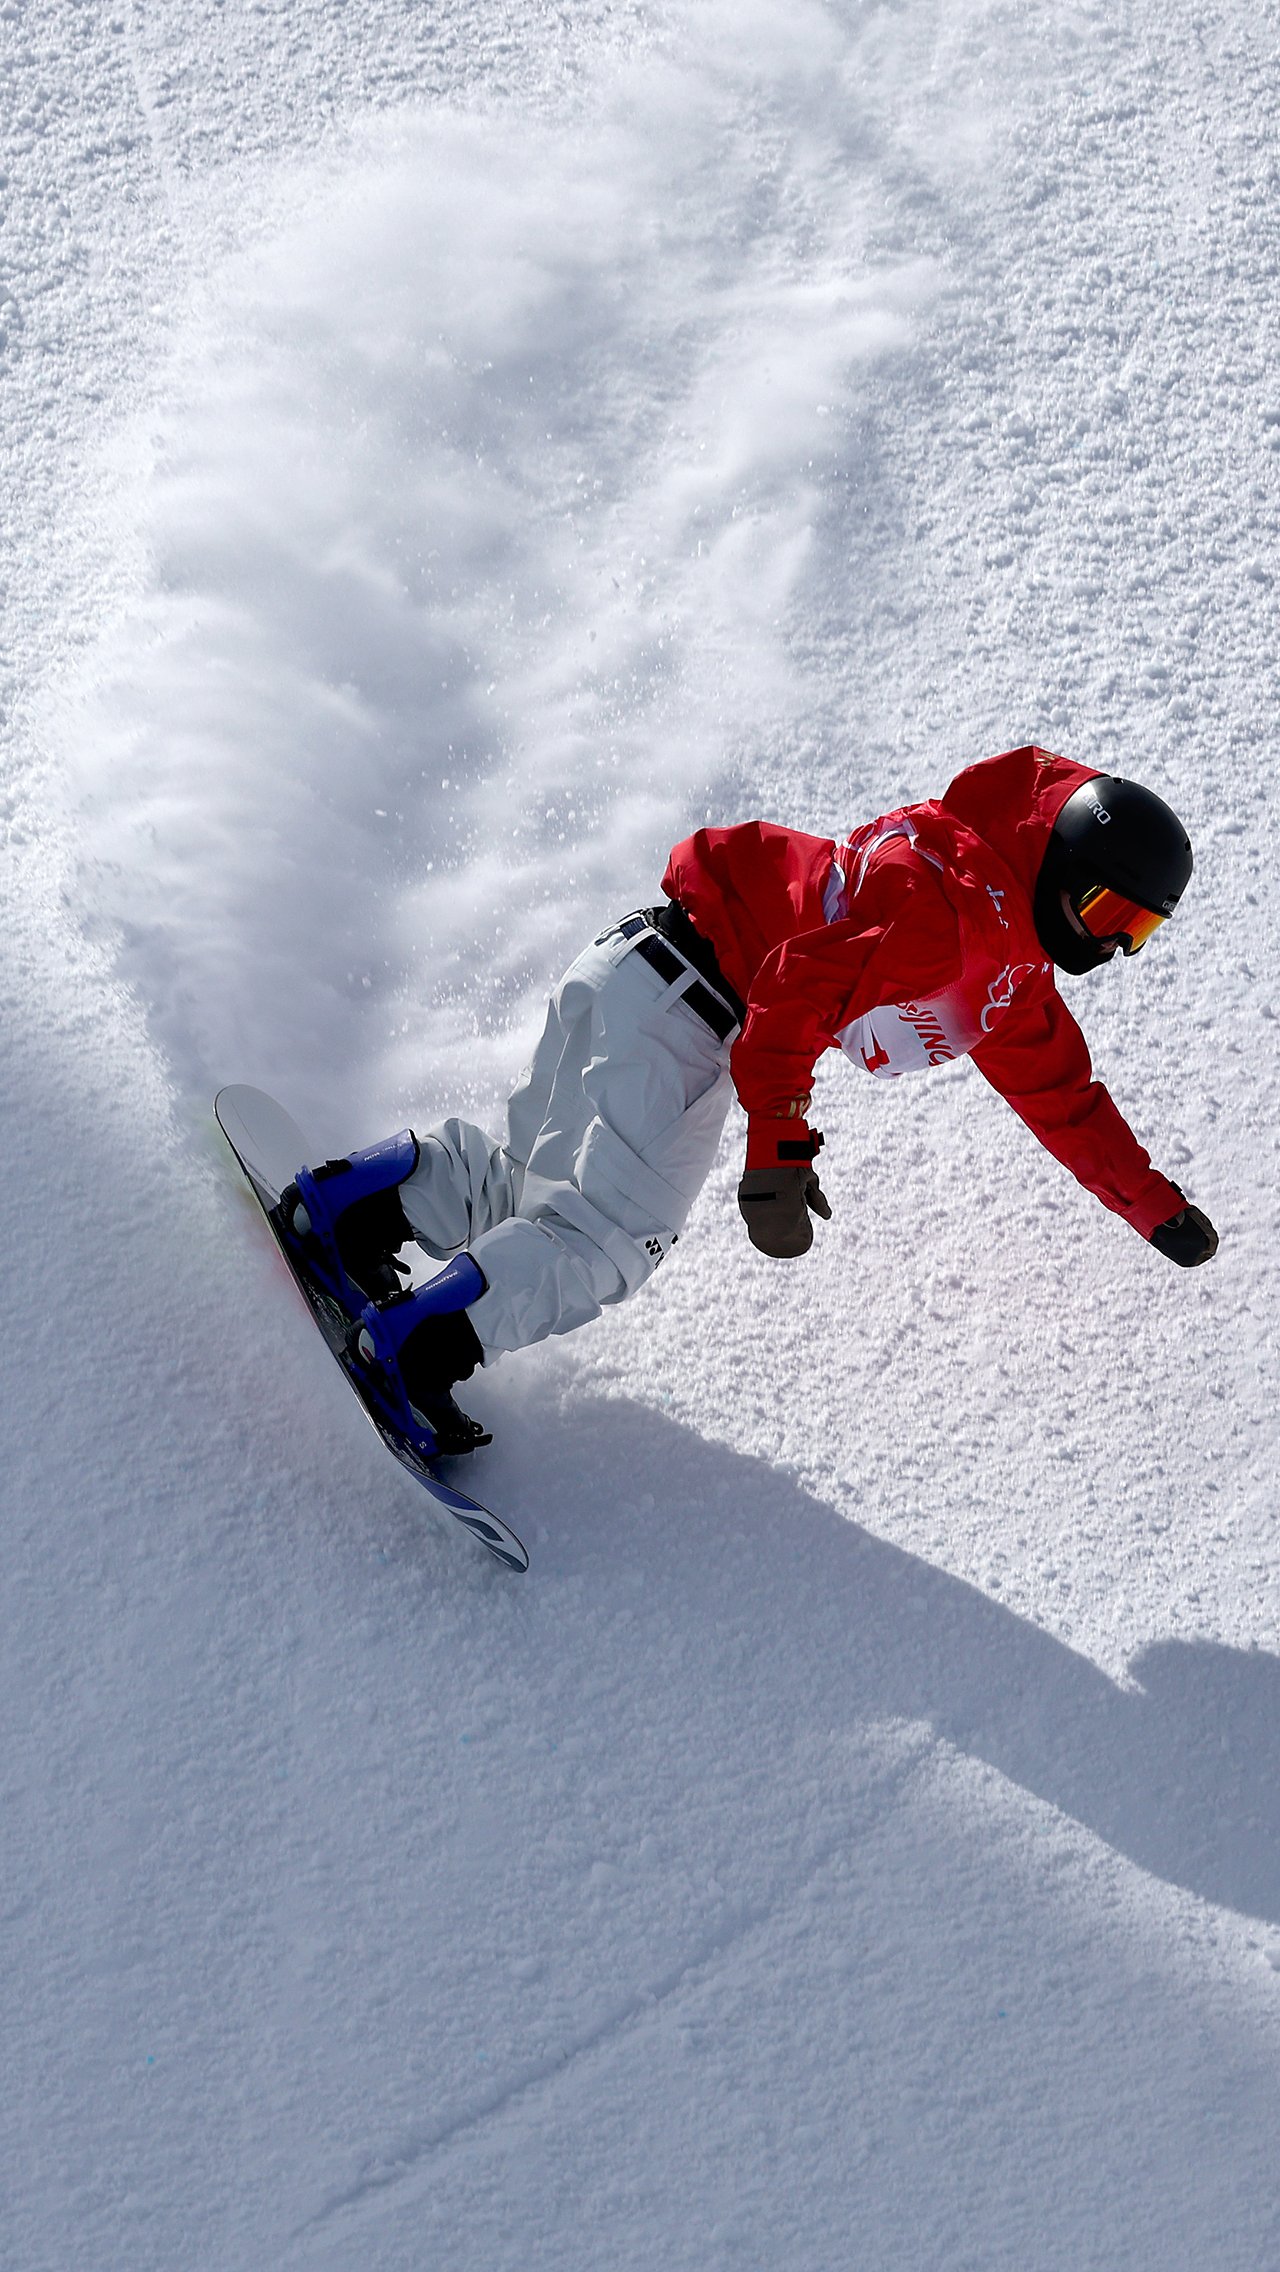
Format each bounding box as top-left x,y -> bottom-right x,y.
597,905 -> 745,1043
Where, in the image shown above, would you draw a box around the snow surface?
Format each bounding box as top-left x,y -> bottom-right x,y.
3,0 -> 1278,2264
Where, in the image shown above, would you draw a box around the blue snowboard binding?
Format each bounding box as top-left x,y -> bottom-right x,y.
279,1128 -> 420,1303
276,1135 -> 491,1456
348,1254 -> 490,1455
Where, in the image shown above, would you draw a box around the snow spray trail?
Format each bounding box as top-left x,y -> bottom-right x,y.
63,0 -> 951,1143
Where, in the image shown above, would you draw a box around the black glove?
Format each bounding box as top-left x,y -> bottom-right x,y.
1149,1195 -> 1219,1267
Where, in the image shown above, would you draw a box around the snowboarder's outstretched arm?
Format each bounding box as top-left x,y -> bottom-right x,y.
970,983 -> 1217,1260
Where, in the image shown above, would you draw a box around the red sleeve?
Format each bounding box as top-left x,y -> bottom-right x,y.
729,856 -> 963,1117
970,983 -> 1183,1237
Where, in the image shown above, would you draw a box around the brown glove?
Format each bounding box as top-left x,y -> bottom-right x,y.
738,1120 -> 831,1258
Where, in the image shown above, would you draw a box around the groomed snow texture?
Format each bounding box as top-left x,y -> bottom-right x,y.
2,1 -> 1278,2265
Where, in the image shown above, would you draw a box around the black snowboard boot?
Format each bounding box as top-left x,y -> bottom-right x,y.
397,1309 -> 491,1454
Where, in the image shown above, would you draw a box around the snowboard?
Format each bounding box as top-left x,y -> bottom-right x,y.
214,1085 -> 528,1574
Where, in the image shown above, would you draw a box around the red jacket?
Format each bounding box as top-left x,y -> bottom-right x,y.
661,746 -> 1182,1238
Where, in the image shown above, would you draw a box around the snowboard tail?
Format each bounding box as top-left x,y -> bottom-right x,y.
214,1086 -> 528,1573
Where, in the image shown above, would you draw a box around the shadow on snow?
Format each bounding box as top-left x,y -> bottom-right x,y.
514,1393 -> 1280,1930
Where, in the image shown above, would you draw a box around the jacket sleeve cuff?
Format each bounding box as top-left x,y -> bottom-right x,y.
1128,1173 -> 1191,1241
745,1117 -> 824,1171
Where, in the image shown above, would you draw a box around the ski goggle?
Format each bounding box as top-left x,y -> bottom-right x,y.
1073,882 -> 1168,955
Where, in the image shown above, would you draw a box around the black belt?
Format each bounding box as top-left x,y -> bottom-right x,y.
599,905 -> 745,1043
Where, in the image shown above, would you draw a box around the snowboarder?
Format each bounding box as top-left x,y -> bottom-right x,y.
280,746 -> 1219,1451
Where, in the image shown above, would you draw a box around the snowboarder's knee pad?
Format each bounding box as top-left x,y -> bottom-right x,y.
352,1253 -> 487,1401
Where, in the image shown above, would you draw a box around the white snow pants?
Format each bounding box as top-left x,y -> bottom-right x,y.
398,921 -> 737,1360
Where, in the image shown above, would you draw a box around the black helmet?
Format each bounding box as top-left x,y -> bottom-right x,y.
1034,775 -> 1193,974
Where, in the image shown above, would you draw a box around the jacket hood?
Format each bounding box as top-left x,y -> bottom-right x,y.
939,746 -> 1104,903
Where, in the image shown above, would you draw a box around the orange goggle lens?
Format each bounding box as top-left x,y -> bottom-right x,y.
1075,884 -> 1167,954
